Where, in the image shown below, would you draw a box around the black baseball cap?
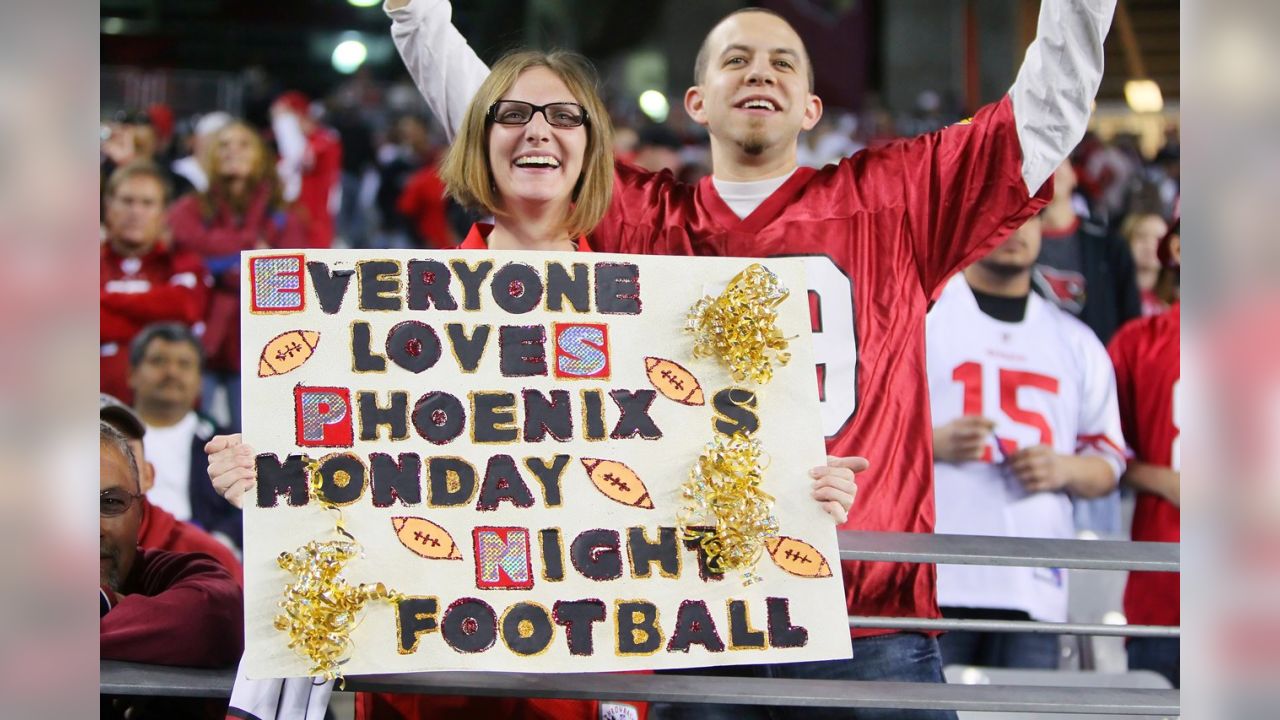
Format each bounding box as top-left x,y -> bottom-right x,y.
99,393 -> 145,440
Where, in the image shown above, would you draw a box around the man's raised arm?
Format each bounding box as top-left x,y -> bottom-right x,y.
385,0 -> 490,142
1011,0 -> 1117,193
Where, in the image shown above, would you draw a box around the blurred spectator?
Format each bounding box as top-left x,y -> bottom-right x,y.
169,120 -> 306,429
99,420 -> 241,660
128,323 -> 242,551
328,99 -> 379,249
376,114 -> 437,247
398,154 -> 455,249
798,110 -> 863,168
100,162 -> 208,404
1033,160 -> 1141,346
929,217 -> 1125,669
633,124 -> 682,174
100,393 -> 242,584
272,91 -> 343,248
101,111 -> 160,181
100,420 -> 242,719
1107,221 -> 1180,687
1119,211 -> 1171,316
171,111 -> 232,197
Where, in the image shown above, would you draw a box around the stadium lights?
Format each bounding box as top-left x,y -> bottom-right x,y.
1124,79 -> 1164,114
638,90 -> 670,123
332,39 -> 369,74
347,0 -> 382,7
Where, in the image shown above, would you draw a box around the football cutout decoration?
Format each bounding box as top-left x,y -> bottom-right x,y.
392,516 -> 463,560
581,458 -> 654,509
764,536 -> 832,578
258,330 -> 320,377
643,356 -> 705,405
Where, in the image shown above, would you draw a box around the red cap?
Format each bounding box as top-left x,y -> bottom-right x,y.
275,90 -> 311,116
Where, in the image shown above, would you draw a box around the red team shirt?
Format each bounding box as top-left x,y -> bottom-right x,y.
594,96 -> 1050,633
1109,303 -> 1181,627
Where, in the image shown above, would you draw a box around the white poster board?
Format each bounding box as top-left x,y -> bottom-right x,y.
239,248 -> 851,678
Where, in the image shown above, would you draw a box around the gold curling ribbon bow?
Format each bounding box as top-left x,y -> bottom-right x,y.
274,457 -> 401,684
686,263 -> 792,384
677,431 -> 779,586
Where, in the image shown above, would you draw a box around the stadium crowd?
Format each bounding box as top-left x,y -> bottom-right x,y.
100,1 -> 1180,718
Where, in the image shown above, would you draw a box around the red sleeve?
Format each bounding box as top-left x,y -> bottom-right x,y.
1107,322 -> 1139,454
100,306 -> 140,344
98,252 -> 209,327
853,96 -> 1051,298
100,550 -> 244,667
168,193 -> 269,257
594,160 -> 693,256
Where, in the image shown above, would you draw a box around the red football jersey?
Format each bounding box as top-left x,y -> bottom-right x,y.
1109,303 -> 1180,627
594,96 -> 1050,632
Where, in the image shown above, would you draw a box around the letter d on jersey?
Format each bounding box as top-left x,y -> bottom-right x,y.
295,386 -> 354,447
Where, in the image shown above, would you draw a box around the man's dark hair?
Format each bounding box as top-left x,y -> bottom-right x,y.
105,160 -> 173,204
100,419 -> 141,492
129,322 -> 204,370
692,8 -> 815,92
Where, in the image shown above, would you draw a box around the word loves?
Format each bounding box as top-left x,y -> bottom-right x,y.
248,254 -> 641,316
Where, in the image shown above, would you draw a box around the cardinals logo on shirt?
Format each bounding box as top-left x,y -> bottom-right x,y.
1033,265 -> 1086,314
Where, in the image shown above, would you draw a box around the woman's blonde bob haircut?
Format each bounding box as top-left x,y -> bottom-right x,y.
439,50 -> 614,239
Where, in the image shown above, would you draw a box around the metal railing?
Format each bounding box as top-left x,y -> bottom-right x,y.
100,530 -> 1181,716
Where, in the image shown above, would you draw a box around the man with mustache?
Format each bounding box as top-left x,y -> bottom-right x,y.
100,419 -> 242,667
927,215 -> 1125,669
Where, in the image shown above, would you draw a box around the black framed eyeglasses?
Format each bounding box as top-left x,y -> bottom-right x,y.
487,100 -> 588,128
101,487 -> 144,518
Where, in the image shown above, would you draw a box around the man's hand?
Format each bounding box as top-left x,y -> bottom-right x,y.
933,416 -> 996,463
206,433 -> 256,509
810,455 -> 865,524
1009,446 -> 1117,497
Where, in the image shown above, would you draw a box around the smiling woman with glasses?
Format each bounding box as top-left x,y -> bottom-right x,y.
437,49 -> 614,252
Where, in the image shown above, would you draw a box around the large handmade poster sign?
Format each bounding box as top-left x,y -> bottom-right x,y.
240,249 -> 851,679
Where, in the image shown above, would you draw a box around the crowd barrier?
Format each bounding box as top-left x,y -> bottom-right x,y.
100,530 -> 1181,716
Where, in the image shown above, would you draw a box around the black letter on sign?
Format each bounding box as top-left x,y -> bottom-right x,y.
407,259 -> 458,311
491,262 -> 544,314
616,601 -> 663,654
595,263 -> 640,315
553,599 -> 606,656
524,455 -> 569,507
546,262 -> 590,312
427,457 -> 476,507
396,595 -> 439,654
370,452 -> 422,507
728,600 -> 767,650
386,321 -> 442,374
667,599 -> 725,653
441,598 -> 497,654
476,455 -> 535,511
318,454 -> 366,505
358,391 -> 408,441
411,391 -> 466,445
582,390 -> 606,440
712,388 -> 759,437
473,392 -> 518,443
358,260 -> 401,311
681,527 -> 723,582
255,454 -> 309,508
451,260 -> 493,311
499,325 -> 547,377
501,602 -> 555,656
570,529 -> 623,581
446,324 -> 490,372
523,389 -> 572,442
351,321 -> 386,372
627,526 -> 679,578
307,262 -> 353,315
766,597 -> 808,649
540,528 -> 564,581
610,389 -> 662,439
